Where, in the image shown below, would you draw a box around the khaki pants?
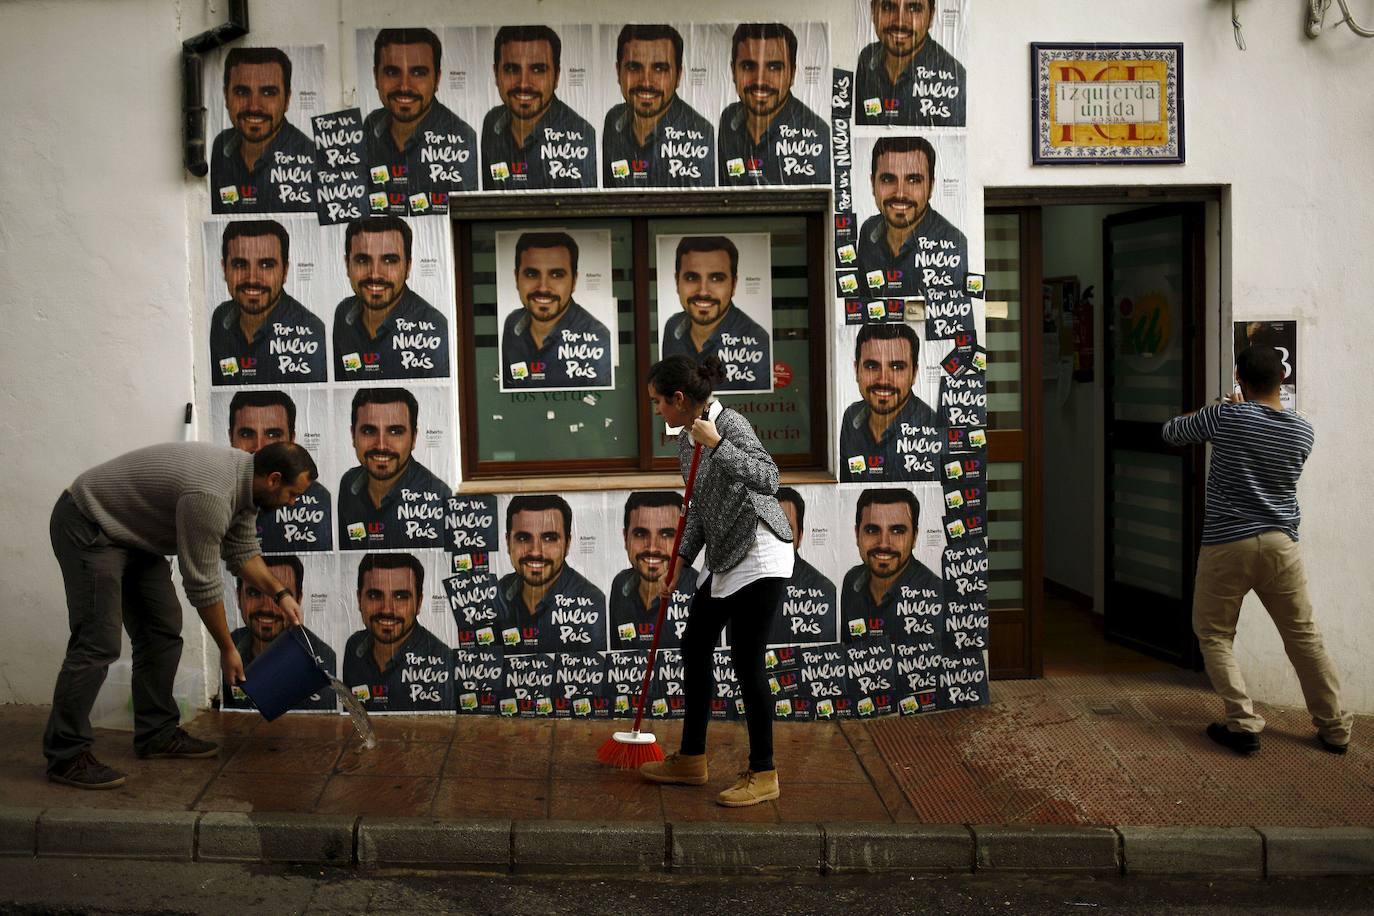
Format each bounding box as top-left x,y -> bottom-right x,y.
1192,530 -> 1351,744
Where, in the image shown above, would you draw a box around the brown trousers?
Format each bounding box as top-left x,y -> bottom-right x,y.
1192,530 -> 1351,744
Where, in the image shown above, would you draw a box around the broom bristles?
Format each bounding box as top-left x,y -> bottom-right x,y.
596,734 -> 665,769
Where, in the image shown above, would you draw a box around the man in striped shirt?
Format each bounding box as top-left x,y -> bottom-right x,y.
1163,346 -> 1351,756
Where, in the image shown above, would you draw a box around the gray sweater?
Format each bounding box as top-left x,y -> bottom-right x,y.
676,405 -> 793,573
69,442 -> 261,607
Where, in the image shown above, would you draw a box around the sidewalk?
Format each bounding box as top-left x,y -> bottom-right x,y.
0,668 -> 1368,827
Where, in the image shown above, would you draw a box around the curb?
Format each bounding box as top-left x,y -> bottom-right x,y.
2,806 -> 1373,876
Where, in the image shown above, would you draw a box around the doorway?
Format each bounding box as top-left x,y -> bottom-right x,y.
985,189 -> 1220,679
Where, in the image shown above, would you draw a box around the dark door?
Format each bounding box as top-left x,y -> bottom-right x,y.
1102,204 -> 1205,666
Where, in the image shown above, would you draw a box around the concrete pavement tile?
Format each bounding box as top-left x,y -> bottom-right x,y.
445,722 -> 553,780
547,773 -> 663,821
777,781 -> 890,823
222,738 -> 343,775
334,740 -> 448,777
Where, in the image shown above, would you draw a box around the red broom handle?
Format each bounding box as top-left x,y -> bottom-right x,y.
629,429 -> 707,734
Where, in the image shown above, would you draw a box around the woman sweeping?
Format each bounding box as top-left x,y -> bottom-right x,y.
638,354 -> 793,806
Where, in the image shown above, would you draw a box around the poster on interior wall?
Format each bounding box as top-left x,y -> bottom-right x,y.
655,232 -> 774,394
852,0 -> 968,127
324,215 -> 453,381
336,549 -> 456,714
219,553 -> 337,713
211,388 -> 334,552
1031,43 -> 1184,165
608,490 -> 699,651
330,383 -> 455,551
597,24 -> 716,188
464,24 -> 601,191
354,28 -> 480,211
703,22 -> 832,187
494,228 -> 616,391
202,216 -> 330,388
492,492 -> 609,655
1233,321 -> 1297,410
850,132 -> 968,303
837,324 -> 946,483
207,45 -> 325,213
311,109 -> 369,225
838,485 -> 946,648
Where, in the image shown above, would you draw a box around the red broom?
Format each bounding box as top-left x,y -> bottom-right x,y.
597,421 -> 708,769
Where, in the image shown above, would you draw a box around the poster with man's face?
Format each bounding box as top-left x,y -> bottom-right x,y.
495,228 -> 616,391
837,323 -> 948,483
838,485 -> 946,645
211,388 -> 333,552
598,24 -> 716,188
220,553 -> 337,713
323,215 -> 454,382
202,216 -> 330,388
207,45 -> 325,213
336,549 -> 455,714
847,133 -> 968,303
330,383 -> 455,551
852,0 -> 969,127
610,491 -> 699,650
767,487 -> 840,646
704,22 -> 832,186
354,28 -> 481,210
469,25 -> 601,190
1233,321 -> 1297,410
655,232 -> 774,394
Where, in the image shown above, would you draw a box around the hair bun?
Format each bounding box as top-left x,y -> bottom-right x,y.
699,354 -> 727,387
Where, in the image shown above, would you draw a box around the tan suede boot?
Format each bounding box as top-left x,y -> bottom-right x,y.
639,752 -> 708,785
716,768 -> 780,807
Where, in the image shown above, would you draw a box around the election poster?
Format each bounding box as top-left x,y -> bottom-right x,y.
697,22 -> 832,187
330,384 -> 456,552
490,492 -> 609,656
597,24 -> 717,189
609,489 -> 699,651
1233,320 -> 1298,410
655,232 -> 774,394
218,552 -> 337,713
458,25 -> 602,191
446,493 -> 499,573
502,653 -> 557,717
354,27 -> 481,211
848,133 -> 969,303
202,216 -> 330,388
453,646 -> 504,715
852,0 -> 969,128
764,486 -> 840,647
211,388 -> 335,552
603,649 -> 650,718
444,569 -> 499,649
836,323 -> 947,484
206,45 -> 326,214
335,549 -> 456,714
494,227 -> 617,392
322,215 -> 454,382
553,652 -> 607,719
311,108 -> 370,225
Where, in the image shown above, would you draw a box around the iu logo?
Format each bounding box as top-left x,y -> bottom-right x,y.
511,161 -> 529,175
366,522 -> 384,534
390,165 -> 408,178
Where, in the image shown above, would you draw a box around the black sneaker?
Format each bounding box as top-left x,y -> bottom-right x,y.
48,751 -> 126,790
138,727 -> 219,759
1318,735 -> 1349,755
1206,722 -> 1260,756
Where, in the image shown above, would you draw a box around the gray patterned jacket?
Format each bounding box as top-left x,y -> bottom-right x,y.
676,404 -> 793,573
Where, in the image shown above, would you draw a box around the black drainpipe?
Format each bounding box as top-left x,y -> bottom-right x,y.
182,0 -> 250,177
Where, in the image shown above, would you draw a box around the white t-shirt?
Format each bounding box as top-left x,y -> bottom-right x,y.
708,521 -> 795,599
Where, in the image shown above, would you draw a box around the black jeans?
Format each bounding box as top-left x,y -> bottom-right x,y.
679,575 -> 786,772
44,492 -> 183,766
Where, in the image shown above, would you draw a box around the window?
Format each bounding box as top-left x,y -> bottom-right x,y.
456,193 -> 829,479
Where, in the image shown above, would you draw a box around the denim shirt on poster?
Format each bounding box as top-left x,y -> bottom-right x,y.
602,96 -> 714,188
840,556 -> 942,643
222,626 -> 336,711
607,565 -> 699,650
661,304 -> 771,393
210,121 -> 316,213
337,458 -> 452,550
717,94 -> 831,186
855,209 -> 968,300
332,287 -> 450,380
493,564 -> 608,655
343,624 -> 453,712
363,101 -> 479,195
853,37 -> 967,128
210,293 -> 327,385
480,98 -> 597,190
500,299 -> 613,389
256,479 -> 333,552
839,393 -> 944,483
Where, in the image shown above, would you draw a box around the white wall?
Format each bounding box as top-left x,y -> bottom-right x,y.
2,0 -> 1372,714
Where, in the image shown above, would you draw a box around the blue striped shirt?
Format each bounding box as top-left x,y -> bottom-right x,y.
1162,402 -> 1313,544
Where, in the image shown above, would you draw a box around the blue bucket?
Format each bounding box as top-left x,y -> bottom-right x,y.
239,627 -> 330,721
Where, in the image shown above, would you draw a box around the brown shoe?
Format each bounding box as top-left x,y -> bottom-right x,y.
717,768 -> 780,807
639,752 -> 708,785
138,727 -> 219,759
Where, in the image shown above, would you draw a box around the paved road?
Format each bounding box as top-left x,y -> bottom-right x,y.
2,859 -> 1373,914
